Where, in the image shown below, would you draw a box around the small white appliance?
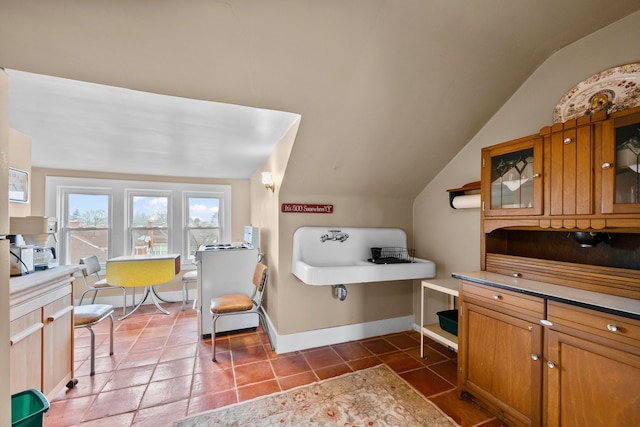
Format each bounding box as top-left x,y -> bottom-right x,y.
10,245 -> 35,276
243,226 -> 260,250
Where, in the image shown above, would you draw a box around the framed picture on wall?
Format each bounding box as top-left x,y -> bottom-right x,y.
9,167 -> 28,203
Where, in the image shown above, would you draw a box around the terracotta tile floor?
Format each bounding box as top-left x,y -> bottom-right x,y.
44,302 -> 503,427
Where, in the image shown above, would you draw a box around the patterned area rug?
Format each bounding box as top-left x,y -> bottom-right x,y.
173,364 -> 459,426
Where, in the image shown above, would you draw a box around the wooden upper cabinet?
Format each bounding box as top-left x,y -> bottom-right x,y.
482,134 -> 543,217
540,116 -> 595,217
597,106 -> 640,214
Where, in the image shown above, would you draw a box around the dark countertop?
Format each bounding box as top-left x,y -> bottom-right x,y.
452,270 -> 640,320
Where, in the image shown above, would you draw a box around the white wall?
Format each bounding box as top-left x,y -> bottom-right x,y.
413,11 -> 640,322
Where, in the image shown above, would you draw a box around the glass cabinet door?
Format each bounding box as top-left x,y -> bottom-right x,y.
482,135 -> 543,216
600,109 -> 640,214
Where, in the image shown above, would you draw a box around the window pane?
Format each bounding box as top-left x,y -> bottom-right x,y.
132,196 -> 168,227
132,229 -> 168,255
188,197 -> 219,227
69,229 -> 109,263
67,194 -> 109,227
188,228 -> 220,257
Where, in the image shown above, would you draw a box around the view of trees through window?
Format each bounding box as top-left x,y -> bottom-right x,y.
66,193 -> 110,263
51,177 -> 230,265
187,196 -> 220,258
131,195 -> 169,255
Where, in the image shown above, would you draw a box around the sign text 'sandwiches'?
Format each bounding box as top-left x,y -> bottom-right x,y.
281,204 -> 334,214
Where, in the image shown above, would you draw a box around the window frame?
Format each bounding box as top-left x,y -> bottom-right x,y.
46,176 -> 232,267
58,186 -> 113,265
183,191 -> 224,260
126,189 -> 172,256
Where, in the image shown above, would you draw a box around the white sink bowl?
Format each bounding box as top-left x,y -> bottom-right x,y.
291,226 -> 436,286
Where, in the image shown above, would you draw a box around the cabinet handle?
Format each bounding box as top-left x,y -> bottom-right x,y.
513,273 -> 522,278
563,137 -> 572,144
540,319 -> 553,326
602,162 -> 612,169
10,323 -> 44,346
606,324 -> 618,332
547,361 -> 556,369
531,354 -> 539,361
492,294 -> 502,301
47,305 -> 74,322
532,173 -> 541,178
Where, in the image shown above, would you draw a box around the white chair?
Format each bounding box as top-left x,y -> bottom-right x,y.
74,304 -> 114,376
210,263 -> 273,361
182,270 -> 197,311
79,255 -> 128,316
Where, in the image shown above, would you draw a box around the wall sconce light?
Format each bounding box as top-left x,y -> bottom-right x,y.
261,172 -> 275,192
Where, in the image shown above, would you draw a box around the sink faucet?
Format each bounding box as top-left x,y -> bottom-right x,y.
320,230 -> 349,242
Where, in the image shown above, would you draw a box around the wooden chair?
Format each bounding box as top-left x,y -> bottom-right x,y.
79,255 -> 128,316
210,263 -> 272,361
74,304 -> 114,376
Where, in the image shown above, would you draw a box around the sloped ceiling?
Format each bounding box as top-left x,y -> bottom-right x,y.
1,1 -> 639,197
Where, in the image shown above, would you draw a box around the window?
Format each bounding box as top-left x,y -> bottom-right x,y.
185,194 -> 221,259
128,192 -> 170,255
46,177 -> 231,266
61,190 -> 111,264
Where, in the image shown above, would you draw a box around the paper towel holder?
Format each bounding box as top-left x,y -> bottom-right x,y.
446,181 -> 481,209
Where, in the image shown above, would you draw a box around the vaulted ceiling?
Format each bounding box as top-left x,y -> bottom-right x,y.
2,1 -> 639,197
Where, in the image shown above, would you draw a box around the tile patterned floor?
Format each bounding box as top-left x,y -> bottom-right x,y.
44,302 -> 505,427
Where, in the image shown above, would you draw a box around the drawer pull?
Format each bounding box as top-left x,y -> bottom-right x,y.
10,323 -> 44,346
47,305 -> 74,322
606,324 -> 618,332
540,319 -> 553,327
602,162 -> 612,169
563,137 -> 572,144
531,354 -> 539,361
513,273 -> 522,278
547,361 -> 556,369
492,294 -> 502,301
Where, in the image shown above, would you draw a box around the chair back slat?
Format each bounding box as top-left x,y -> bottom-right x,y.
253,263 -> 268,292
80,255 -> 102,277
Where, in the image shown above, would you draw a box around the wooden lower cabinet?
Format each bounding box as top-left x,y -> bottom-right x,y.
10,267 -> 76,398
9,309 -> 43,394
459,281 -> 640,427
545,302 -> 640,427
42,294 -> 74,395
458,281 -> 544,427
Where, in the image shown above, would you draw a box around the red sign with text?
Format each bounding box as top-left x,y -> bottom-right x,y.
281,203 -> 334,214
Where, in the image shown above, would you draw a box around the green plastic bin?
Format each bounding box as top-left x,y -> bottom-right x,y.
11,389 -> 49,427
436,309 -> 459,336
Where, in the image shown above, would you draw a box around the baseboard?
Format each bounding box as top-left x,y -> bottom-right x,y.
85,292 -> 416,354
264,313 -> 415,354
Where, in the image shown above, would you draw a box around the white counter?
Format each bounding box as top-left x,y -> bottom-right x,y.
9,266 -> 79,321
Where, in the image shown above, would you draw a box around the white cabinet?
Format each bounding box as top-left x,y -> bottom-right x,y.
10,266 -> 77,398
420,278 -> 459,355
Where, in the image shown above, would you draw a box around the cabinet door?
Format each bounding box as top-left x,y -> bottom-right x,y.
543,118 -> 594,218
43,294 -> 74,396
545,330 -> 640,427
9,309 -> 43,394
482,134 -> 543,216
459,301 -> 543,427
599,108 -> 640,214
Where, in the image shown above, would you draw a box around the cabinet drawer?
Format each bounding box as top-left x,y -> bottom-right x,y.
547,301 -> 640,349
461,281 -> 545,320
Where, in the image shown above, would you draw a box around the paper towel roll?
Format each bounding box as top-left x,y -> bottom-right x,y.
452,194 -> 481,209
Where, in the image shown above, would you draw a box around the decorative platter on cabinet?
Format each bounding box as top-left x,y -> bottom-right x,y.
553,62 -> 640,124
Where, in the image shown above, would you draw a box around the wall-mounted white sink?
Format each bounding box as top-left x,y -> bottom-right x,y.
292,226 -> 436,286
